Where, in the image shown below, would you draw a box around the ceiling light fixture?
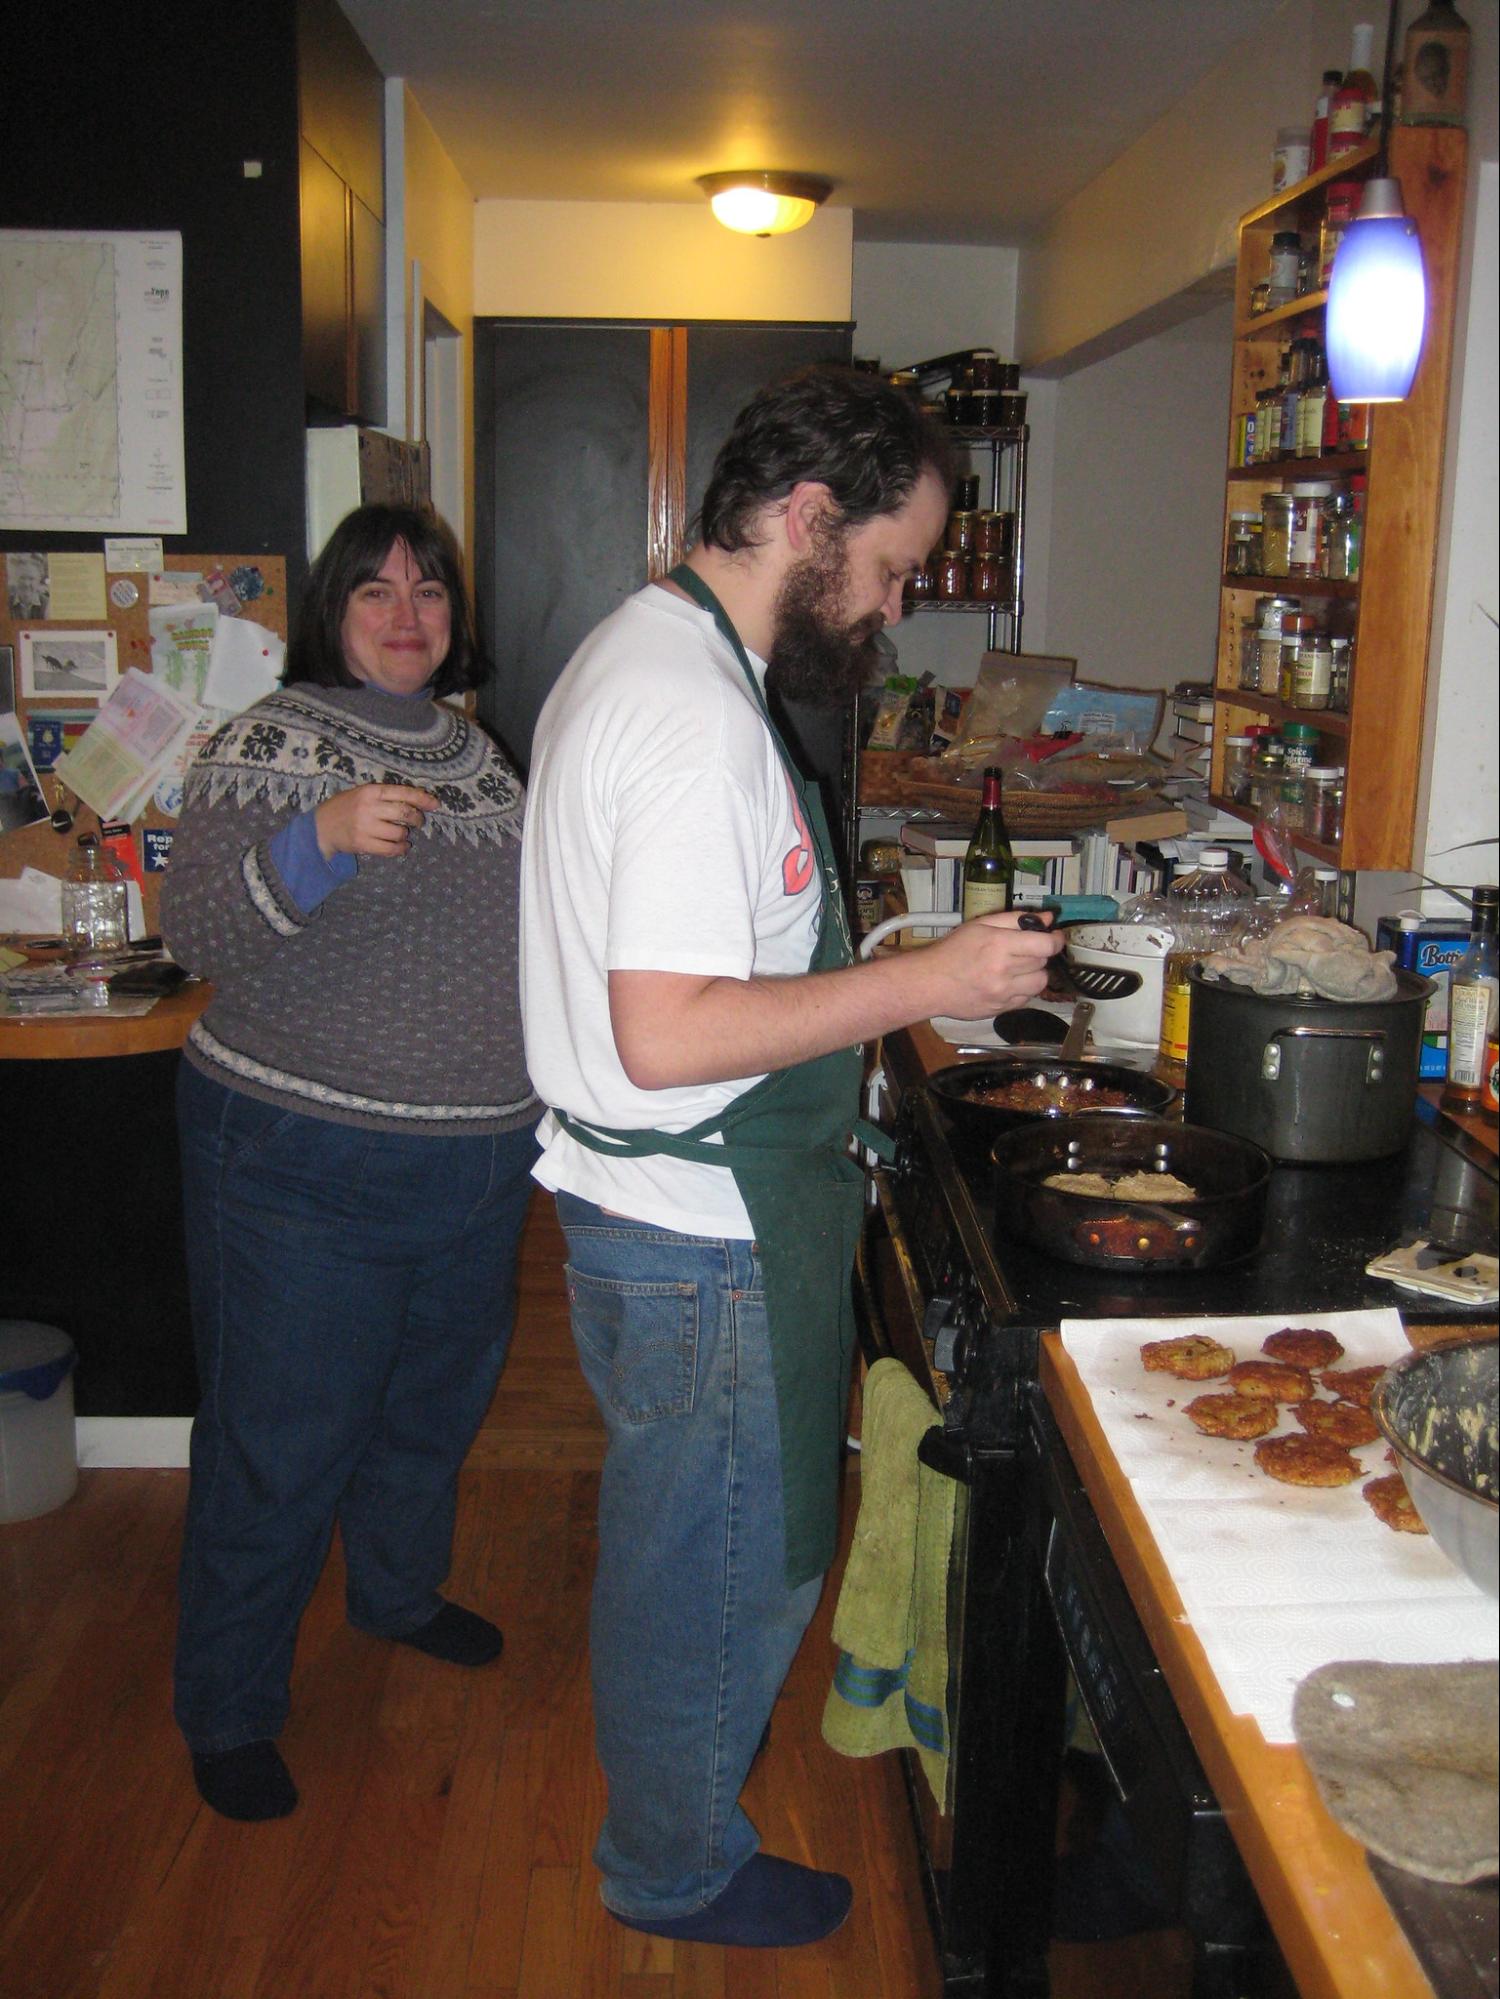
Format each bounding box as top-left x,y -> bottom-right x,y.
1325,0 -> 1428,403
696,171 -> 832,238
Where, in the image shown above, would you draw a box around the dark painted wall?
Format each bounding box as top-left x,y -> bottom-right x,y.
2,4 -> 307,582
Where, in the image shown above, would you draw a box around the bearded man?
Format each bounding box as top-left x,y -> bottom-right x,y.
519,365 -> 1059,1950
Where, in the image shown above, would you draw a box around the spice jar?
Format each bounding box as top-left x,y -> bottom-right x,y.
1281,720 -> 1320,775
1238,616 -> 1262,690
1328,635 -> 1353,711
1303,767 -> 1345,845
1319,182 -> 1362,286
1254,595 -> 1301,693
1261,492 -> 1293,575
1223,734 -> 1254,804
1289,481 -> 1334,576
1226,510 -> 1263,575
1249,730 -> 1286,812
935,550 -> 969,600
1267,230 -> 1302,306
1290,632 -> 1333,709
1278,611 -> 1318,702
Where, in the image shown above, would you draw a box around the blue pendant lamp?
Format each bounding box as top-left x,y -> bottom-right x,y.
1325,3 -> 1429,402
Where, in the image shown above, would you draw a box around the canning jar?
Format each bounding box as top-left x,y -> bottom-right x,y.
936,549 -> 969,599
1226,510 -> 1263,575
1261,492 -> 1293,575
971,552 -> 1005,600
904,561 -> 936,603
974,510 -> 1012,556
946,509 -> 977,554
1303,767 -> 1345,844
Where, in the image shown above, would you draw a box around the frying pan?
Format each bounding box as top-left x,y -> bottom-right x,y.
928,1051 -> 1178,1140
989,1116 -> 1271,1271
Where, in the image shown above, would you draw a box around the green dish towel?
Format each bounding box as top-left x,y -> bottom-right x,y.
821,1357 -> 958,1809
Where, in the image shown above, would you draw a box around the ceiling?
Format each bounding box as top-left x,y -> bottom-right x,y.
338,0 -> 1289,247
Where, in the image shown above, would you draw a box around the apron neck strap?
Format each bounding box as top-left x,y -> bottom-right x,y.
667,563 -> 776,732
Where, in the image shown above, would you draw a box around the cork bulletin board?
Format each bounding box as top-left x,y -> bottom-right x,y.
1,553 -> 288,936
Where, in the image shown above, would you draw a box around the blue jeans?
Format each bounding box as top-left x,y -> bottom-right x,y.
556,1191 -> 825,1922
174,1062 -> 538,1755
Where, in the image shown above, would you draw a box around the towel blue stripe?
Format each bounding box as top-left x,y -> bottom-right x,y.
831,1650 -> 947,1755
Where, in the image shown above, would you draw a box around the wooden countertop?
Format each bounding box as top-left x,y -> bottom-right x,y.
0,980 -> 211,1060
1041,1331 -> 1471,1999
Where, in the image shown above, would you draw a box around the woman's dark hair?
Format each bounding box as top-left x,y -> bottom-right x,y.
284,502 -> 488,695
697,365 -> 956,553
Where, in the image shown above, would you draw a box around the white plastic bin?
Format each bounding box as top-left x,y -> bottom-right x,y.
0,1322 -> 79,1522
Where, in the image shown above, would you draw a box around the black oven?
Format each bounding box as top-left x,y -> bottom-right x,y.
852,1038 -> 1499,1998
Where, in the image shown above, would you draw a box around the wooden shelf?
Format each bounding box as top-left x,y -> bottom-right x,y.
1236,289 -> 1329,338
1225,452 -> 1369,481
1218,571 -> 1359,600
1213,691 -> 1351,736
1237,135 -> 1380,229
1205,792 -> 1340,866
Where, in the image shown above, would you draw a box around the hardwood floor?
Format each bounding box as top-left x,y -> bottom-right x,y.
0,1195 -> 1192,1999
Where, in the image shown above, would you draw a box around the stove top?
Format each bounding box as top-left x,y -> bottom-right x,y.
898,1083 -> 1499,1335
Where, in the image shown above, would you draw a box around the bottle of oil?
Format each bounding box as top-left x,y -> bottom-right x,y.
1156,850 -> 1255,1086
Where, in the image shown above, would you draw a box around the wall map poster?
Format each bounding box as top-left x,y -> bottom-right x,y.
0,230 -> 186,534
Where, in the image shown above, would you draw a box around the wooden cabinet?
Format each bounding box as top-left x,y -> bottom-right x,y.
1207,125 -> 1466,871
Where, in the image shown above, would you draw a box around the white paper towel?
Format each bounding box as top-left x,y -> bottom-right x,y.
1058,1309 -> 1498,1744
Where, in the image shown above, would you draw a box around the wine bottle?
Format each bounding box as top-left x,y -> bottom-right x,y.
961,766 -> 1015,920
1441,885 -> 1499,1113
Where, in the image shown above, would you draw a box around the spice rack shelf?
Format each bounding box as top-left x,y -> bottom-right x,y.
1207,121 -> 1466,873
1206,791 -> 1341,867
1214,690 -> 1351,736
912,598 -> 1021,616
1219,572 -> 1360,601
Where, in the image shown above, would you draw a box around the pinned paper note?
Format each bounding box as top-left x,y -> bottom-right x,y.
201,617 -> 284,711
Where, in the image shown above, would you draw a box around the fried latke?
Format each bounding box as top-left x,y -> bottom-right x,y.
1262,1326 -> 1345,1369
1227,1358 -> 1313,1402
1186,1393 -> 1278,1439
1317,1364 -> 1384,1409
1362,1472 -> 1429,1534
1292,1398 -> 1380,1447
1254,1434 -> 1362,1487
1141,1334 -> 1235,1379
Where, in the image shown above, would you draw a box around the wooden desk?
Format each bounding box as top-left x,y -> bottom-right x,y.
1041,1332 -> 1486,1999
0,980 -> 210,1061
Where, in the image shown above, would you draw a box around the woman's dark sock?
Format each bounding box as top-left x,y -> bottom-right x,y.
191,1740 -> 298,1821
393,1601 -> 504,1666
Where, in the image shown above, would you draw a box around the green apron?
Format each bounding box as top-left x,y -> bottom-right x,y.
553,564 -> 892,1588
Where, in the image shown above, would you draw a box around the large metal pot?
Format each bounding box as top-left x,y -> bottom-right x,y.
1183,966 -> 1433,1164
990,1115 -> 1272,1271
928,1056 -> 1177,1140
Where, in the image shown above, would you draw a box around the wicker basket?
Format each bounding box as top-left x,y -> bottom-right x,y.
881,755 -> 1159,834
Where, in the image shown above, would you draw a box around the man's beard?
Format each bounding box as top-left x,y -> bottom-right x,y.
764,528 -> 886,708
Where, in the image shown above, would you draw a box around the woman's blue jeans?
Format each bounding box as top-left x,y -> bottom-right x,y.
556,1191 -> 825,1922
173,1061 -> 538,1755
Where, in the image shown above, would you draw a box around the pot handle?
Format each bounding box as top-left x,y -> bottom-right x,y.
1071,1209 -> 1205,1260
1261,1024 -> 1387,1085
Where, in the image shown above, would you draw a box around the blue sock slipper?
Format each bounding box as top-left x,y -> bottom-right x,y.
191,1740 -> 297,1821
609,1852 -> 852,1948
392,1601 -> 503,1666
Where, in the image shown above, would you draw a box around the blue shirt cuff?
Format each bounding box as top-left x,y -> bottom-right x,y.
269,809 -> 357,915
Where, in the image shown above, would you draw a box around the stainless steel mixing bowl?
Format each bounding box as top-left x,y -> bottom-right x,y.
1372,1337 -> 1498,1598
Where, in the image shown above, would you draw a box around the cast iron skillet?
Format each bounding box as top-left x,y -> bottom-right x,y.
928,1056 -> 1178,1140
989,1115 -> 1272,1271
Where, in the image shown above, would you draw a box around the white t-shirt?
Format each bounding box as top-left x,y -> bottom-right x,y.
520,583 -> 823,1236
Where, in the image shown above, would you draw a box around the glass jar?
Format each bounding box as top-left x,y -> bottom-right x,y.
1328,635 -> 1353,711
1261,492 -> 1293,575
1278,611 -> 1318,702
1267,230 -> 1301,306
1319,182 -> 1362,286
1288,481 -> 1334,576
1303,766 -> 1346,845
1223,734 -> 1254,804
1226,510 -> 1263,575
974,510 -> 1008,555
904,561 -> 936,604
946,509 -> 977,555
1291,634 -> 1333,709
1255,594 -> 1300,693
935,550 -> 969,600
1249,730 -> 1286,812
971,551 -> 1004,601
1238,616 -> 1262,690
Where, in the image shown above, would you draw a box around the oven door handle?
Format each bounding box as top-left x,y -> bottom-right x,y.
917,1422 -> 972,1484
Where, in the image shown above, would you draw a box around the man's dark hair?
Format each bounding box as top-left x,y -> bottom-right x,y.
697,365 -> 956,553
285,503 -> 488,695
